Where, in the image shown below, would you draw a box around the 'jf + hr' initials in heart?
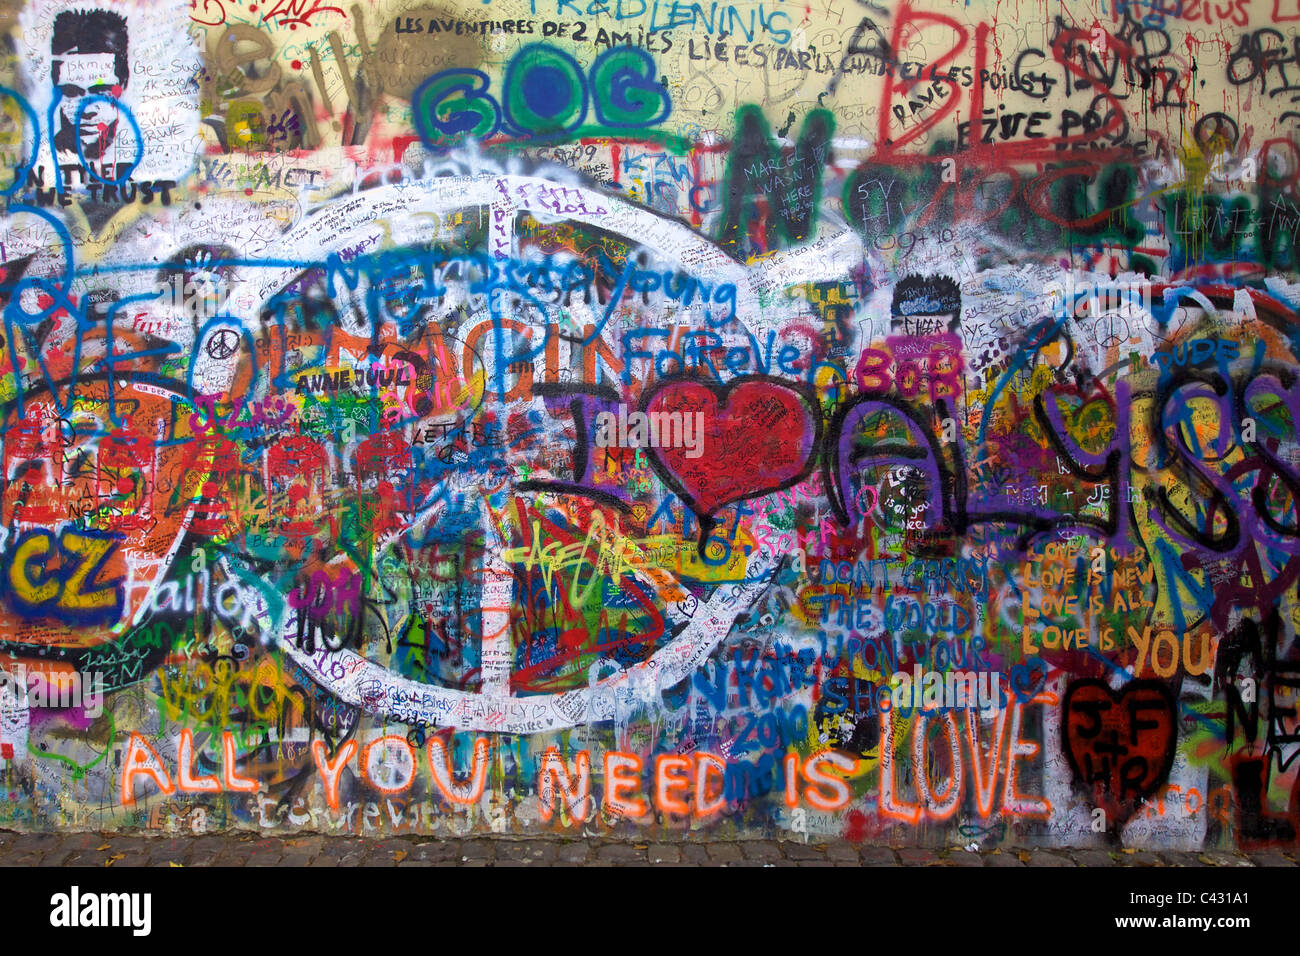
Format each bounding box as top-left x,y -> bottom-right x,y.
1062,678 -> 1177,828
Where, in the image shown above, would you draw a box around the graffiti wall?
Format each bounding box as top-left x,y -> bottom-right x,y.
0,0 -> 1298,850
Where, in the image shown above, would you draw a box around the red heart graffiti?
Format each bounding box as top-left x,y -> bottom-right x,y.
644,376 -> 821,523
1062,679 -> 1177,827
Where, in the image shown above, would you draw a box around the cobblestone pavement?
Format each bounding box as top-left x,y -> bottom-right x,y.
0,831 -> 1292,866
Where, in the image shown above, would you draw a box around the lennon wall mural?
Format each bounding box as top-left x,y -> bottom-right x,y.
0,0 -> 1294,849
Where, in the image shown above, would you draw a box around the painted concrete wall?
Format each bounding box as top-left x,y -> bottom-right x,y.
0,0 -> 1292,849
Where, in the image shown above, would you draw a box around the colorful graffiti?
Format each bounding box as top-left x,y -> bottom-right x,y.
0,0 -> 1298,850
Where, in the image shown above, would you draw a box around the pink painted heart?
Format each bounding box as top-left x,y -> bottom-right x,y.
643,376 -> 821,522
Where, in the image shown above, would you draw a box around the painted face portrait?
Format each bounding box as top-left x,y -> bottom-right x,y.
49,9 -> 129,164
55,53 -> 121,157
